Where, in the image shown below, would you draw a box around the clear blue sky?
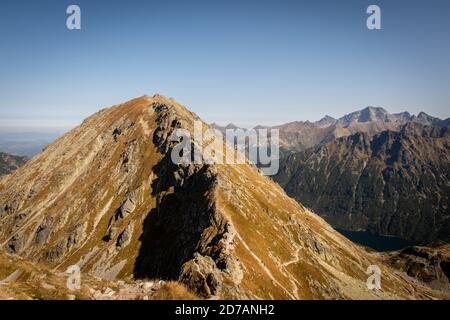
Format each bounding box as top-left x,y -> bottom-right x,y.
0,0 -> 449,129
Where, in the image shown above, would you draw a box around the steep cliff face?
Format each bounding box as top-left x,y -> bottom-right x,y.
0,95 -> 446,299
0,152 -> 27,176
275,123 -> 450,243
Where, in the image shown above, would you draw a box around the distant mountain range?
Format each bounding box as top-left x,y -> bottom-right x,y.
274,122 -> 450,243
212,107 -> 450,244
213,107 -> 450,154
211,108 -> 450,246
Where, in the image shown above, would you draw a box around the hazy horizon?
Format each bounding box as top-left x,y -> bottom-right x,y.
1,98 -> 448,133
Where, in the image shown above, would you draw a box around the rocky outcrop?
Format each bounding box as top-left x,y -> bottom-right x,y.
132,103 -> 243,298
274,123 -> 450,243
382,243 -> 450,293
0,251 -> 197,300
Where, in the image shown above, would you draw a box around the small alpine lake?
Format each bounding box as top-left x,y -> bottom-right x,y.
336,228 -> 417,252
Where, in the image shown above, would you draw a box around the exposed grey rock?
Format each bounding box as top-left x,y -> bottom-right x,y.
7,234 -> 25,254
67,223 -> 87,251
44,239 -> 67,263
35,217 -> 54,246
179,253 -> 223,297
383,244 -> 450,293
115,197 -> 137,220
133,104 -> 241,298
116,223 -> 133,248
104,189 -> 141,242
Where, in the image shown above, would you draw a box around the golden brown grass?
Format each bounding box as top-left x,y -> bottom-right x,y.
152,281 -> 199,300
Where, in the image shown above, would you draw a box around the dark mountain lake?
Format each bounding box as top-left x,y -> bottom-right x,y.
336,228 -> 417,252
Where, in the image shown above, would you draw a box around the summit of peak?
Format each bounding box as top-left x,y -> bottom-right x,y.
225,123 -> 239,129
417,111 -> 431,118
106,94 -> 194,122
315,115 -> 337,127
362,106 -> 387,112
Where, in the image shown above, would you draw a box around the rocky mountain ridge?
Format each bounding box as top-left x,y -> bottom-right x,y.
213,107 -> 450,154
1,95 -> 446,299
274,122 -> 450,243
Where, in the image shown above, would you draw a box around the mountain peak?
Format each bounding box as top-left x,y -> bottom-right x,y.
417,111 -> 432,119
338,106 -> 391,126
1,95 -> 439,299
315,115 -> 337,127
225,123 -> 239,129
410,111 -> 450,127
362,106 -> 387,112
359,106 -> 389,121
